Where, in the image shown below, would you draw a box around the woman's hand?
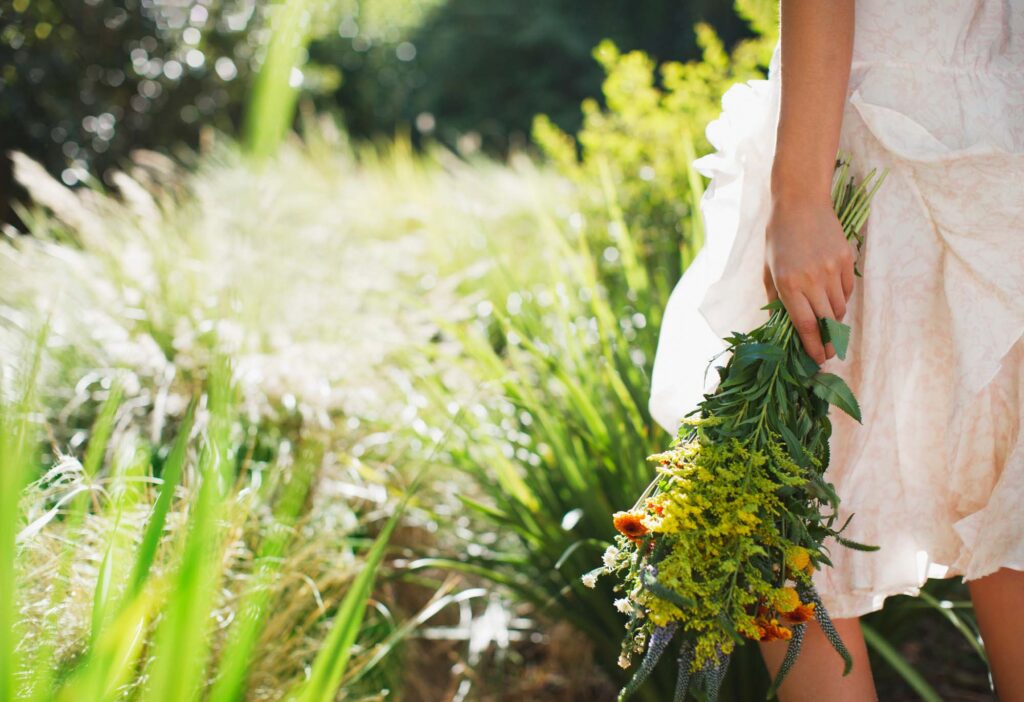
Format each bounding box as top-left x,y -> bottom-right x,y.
763,194 -> 855,365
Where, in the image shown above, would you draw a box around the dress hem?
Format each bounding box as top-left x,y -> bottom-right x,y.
824,557 -> 1024,620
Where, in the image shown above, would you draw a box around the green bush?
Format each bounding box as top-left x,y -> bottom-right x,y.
532,0 -> 777,327
391,0 -> 755,152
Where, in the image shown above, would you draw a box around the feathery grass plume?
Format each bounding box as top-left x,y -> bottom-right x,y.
590,153 -> 887,701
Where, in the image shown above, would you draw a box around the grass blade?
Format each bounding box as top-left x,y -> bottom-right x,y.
127,401 -> 196,599
290,506 -> 403,702
861,622 -> 942,702
0,328 -> 48,699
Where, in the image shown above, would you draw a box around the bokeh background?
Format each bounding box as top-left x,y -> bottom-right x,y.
0,1 -> 992,700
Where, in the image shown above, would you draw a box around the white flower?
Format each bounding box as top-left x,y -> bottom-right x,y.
602,545 -> 620,570
614,598 -> 633,615
581,572 -> 598,589
618,653 -> 631,669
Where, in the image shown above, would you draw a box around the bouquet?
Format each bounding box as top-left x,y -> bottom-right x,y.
584,153 -> 888,701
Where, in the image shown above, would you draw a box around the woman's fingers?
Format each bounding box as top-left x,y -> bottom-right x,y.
826,273 -> 847,322
840,249 -> 855,300
764,262 -> 780,303
783,292 -> 827,365
808,287 -> 839,360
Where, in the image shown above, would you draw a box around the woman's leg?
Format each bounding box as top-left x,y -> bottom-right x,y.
967,567 -> 1024,702
759,616 -> 878,701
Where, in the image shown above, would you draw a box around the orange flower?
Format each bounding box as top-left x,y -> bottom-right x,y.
613,510 -> 649,540
772,623 -> 793,641
755,617 -> 793,642
781,602 -> 816,624
645,498 -> 664,516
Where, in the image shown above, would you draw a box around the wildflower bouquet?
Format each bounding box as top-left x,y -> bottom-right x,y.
585,154 -> 887,701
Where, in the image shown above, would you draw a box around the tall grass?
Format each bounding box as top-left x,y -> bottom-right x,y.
405,169 -> 736,698
1,342 -> 411,700
2,133 -> 578,700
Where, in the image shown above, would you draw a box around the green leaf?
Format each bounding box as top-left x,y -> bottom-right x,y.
916,591 -> 988,664
777,424 -> 809,467
834,535 -> 881,552
861,623 -> 943,702
457,494 -> 513,525
731,342 -> 783,371
810,372 -> 862,423
716,612 -> 746,646
129,402 -> 196,599
640,568 -> 696,609
834,512 -> 855,535
792,352 -> 821,382
820,318 -> 851,360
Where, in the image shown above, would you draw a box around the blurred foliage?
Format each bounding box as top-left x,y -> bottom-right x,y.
0,0 -> 344,220
3,134 -> 537,699
1,0 -> 757,214
243,0 -> 346,157
533,0 -> 777,323
310,0 -> 756,150
0,0 -> 260,187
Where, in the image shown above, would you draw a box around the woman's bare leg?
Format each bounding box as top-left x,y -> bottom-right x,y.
967,567 -> 1024,702
759,617 -> 878,701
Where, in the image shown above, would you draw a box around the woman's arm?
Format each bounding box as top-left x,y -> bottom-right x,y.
763,0 -> 856,365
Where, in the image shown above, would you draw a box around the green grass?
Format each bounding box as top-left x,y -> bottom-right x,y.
0,345 -> 410,700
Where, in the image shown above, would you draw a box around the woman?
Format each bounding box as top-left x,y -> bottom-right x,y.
648,0 -> 1024,699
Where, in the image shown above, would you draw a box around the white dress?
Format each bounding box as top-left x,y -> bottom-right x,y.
648,0 -> 1024,618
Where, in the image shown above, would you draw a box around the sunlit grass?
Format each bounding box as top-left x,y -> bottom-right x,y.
2,341 -> 415,700
1,128 -> 578,700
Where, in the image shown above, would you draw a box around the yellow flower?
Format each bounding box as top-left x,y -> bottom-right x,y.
645,596 -> 683,627
773,587 -> 801,614
785,546 -> 811,572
